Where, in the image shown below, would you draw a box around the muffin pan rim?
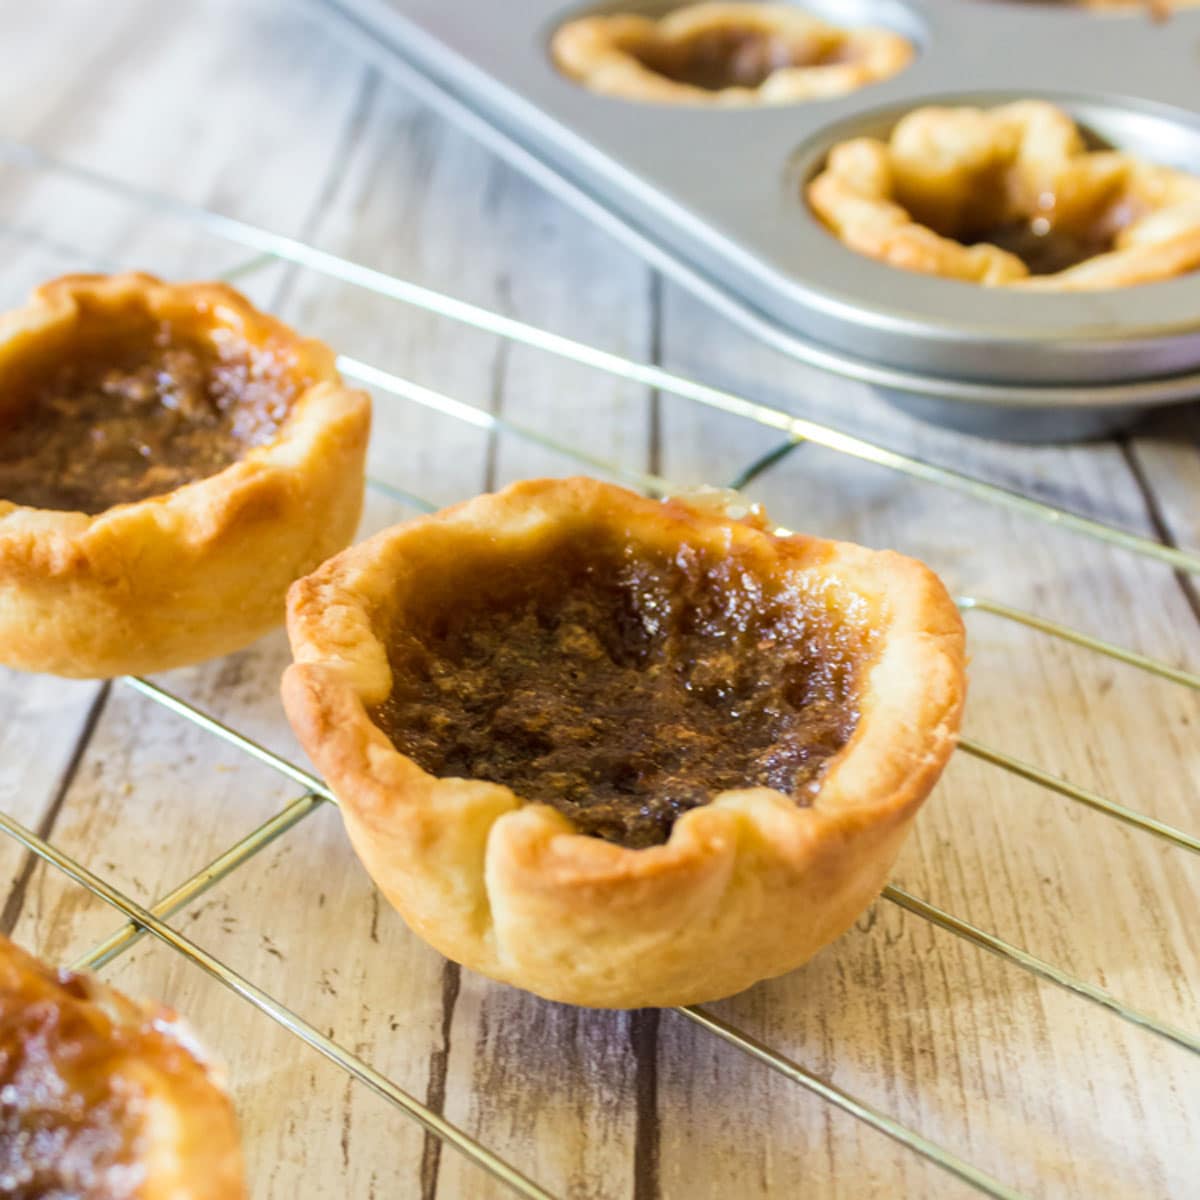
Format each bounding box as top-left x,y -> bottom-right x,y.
318,0 -> 1200,431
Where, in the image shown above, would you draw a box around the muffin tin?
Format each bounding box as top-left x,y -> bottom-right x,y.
317,0 -> 1200,440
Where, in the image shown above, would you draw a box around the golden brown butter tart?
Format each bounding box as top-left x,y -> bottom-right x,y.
551,3 -> 912,106
282,478 -> 966,1008
807,100 -> 1200,290
0,273 -> 370,679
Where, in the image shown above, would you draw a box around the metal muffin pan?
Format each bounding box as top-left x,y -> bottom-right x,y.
317,0 -> 1200,440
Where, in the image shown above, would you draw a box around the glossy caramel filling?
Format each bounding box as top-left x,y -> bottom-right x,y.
0,938 -> 220,1200
371,543 -> 870,849
968,219 -> 1121,274
0,974 -> 142,1197
0,322 -> 301,514
630,27 -> 849,91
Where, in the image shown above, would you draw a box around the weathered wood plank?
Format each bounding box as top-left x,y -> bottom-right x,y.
1126,407 -> 1200,576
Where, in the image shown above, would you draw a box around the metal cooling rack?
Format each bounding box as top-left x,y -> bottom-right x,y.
0,141 -> 1197,1200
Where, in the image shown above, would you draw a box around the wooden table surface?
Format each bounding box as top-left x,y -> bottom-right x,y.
1,3 -> 1197,1197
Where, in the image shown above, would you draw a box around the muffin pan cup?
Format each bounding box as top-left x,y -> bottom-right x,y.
318,0 -> 1200,441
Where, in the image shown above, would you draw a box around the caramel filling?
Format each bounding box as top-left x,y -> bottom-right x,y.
907,192 -> 1141,276
371,543 -> 869,849
0,971 -> 149,1194
968,219 -> 1121,275
630,27 -> 848,91
0,322 -> 301,514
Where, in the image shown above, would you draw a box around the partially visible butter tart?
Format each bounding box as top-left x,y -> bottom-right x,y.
0,273 -> 370,677
551,3 -> 913,106
0,933 -> 246,1200
282,477 -> 966,1008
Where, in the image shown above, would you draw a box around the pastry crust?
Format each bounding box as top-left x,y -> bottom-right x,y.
0,273 -> 370,678
551,3 -> 913,106
807,101 -> 1200,290
0,933 -> 246,1199
282,477 -> 966,1008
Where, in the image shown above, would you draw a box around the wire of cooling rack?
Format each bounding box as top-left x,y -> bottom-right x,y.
0,143 -> 1196,1199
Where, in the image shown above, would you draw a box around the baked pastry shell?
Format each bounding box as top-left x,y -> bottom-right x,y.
550,3 -> 914,107
0,273 -> 370,678
0,933 -> 246,1199
283,478 -> 966,1008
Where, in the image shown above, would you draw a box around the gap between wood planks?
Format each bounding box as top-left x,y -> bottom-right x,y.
420,959 -> 462,1200
1120,437 -> 1200,627
1,682 -> 111,936
261,67 -> 382,323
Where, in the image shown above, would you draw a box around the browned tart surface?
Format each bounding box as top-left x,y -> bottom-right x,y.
371,540 -> 871,849
0,322 -> 303,514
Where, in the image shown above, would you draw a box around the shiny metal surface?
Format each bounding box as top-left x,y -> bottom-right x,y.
316,0 -> 1200,439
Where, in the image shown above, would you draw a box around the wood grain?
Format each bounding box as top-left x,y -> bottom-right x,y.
0,2 -> 1196,1197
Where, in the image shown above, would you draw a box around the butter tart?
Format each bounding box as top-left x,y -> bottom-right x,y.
551,3 -> 913,106
282,477 -> 965,1008
0,273 -> 370,677
0,933 -> 246,1199
807,101 -> 1200,290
